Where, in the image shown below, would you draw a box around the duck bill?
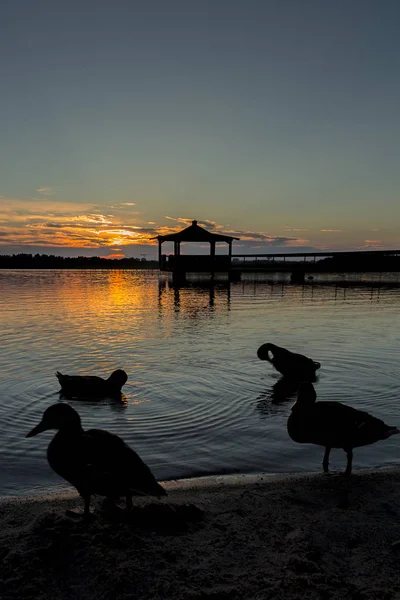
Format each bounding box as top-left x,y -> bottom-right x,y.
257,344 -> 271,361
26,420 -> 48,438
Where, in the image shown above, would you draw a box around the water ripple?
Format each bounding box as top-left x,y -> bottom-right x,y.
0,270 -> 399,496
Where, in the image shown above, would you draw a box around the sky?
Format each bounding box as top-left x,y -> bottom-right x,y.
1,0 -> 399,258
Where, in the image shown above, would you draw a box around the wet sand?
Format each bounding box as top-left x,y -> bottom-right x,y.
1,469 -> 400,600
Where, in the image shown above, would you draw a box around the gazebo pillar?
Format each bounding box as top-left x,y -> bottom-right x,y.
210,241 -> 216,259
158,239 -> 163,266
228,241 -> 232,258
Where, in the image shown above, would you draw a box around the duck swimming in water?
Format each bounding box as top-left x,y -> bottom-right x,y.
257,343 -> 320,381
287,383 -> 399,476
56,369 -> 128,399
26,403 -> 166,517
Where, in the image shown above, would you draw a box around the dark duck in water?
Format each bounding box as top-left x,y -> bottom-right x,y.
287,382 -> 399,476
56,369 -> 128,399
26,403 -> 166,517
257,343 -> 320,381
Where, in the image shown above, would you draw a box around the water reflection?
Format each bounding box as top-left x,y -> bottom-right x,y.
158,278 -> 231,316
1,270 -> 400,496
255,387 -> 292,418
234,276 -> 399,305
271,377 -> 302,402
63,394 -> 129,412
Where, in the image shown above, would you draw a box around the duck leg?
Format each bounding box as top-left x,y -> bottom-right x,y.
344,449 -> 353,477
66,494 -> 93,519
83,495 -> 92,518
126,493 -> 133,512
322,447 -> 331,473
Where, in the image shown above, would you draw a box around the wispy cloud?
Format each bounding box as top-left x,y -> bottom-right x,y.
35,186 -> 59,196
1,202 -> 315,252
283,226 -> 309,232
120,202 -> 136,206
1,201 -> 393,255
362,239 -> 383,248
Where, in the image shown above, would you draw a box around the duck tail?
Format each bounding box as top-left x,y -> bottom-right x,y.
154,483 -> 167,497
383,426 -> 400,439
55,371 -> 63,381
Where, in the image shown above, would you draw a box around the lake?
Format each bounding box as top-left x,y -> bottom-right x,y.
0,269 -> 399,496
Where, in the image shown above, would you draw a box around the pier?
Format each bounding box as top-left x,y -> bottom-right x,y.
230,250 -> 400,282
155,221 -> 399,282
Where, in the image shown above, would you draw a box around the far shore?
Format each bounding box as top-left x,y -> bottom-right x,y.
1,468 -> 400,599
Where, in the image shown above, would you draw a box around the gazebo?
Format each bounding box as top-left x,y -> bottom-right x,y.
154,220 -> 240,275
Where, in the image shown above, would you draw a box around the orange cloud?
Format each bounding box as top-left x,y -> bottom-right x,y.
0,198 -> 353,253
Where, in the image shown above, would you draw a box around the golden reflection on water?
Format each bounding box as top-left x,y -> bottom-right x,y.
54,270 -> 154,315
1,270 -> 400,496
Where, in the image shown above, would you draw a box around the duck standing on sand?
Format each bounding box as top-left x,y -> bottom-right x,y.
26,403 -> 166,517
287,382 -> 399,476
257,343 -> 320,381
56,369 -> 128,398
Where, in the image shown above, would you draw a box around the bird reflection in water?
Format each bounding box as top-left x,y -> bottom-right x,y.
255,386 -> 291,418
256,373 -> 319,418
60,394 -> 129,413
109,394 -> 129,411
271,376 -> 302,402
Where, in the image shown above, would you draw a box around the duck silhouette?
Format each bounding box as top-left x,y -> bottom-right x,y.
287,383 -> 399,476
56,369 -> 128,399
257,343 -> 320,381
26,403 -> 166,517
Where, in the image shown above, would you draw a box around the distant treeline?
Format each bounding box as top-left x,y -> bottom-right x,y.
0,253 -> 159,269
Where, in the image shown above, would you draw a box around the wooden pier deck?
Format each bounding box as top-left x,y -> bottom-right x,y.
230,249 -> 400,272
161,248 -> 400,283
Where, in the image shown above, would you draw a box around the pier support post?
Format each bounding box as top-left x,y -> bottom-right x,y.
290,269 -> 305,284
172,270 -> 186,285
229,270 -> 241,282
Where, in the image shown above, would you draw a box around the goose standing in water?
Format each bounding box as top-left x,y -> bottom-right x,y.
56,369 -> 128,398
26,403 -> 166,517
287,383 -> 399,475
257,343 -> 320,381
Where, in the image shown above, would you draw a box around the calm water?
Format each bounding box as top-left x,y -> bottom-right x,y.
0,269 -> 399,497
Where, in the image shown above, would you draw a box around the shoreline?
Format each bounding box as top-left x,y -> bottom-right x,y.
0,465 -> 394,501
1,468 -> 400,599
0,471 -> 300,503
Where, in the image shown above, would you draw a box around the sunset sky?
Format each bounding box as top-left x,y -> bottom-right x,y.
1,0 -> 399,258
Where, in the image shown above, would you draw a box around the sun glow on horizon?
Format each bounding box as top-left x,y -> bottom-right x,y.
0,195 -> 398,255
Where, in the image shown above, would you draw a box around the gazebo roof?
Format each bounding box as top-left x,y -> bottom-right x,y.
155,220 -> 240,243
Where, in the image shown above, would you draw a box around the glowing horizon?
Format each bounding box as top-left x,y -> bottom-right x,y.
1,193 -> 398,258
1,2 -> 399,257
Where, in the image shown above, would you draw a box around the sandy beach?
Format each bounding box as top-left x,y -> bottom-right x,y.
1,469 -> 400,600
